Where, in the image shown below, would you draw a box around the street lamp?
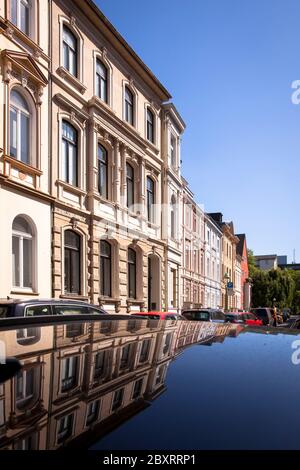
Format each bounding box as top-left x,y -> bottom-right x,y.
223,272 -> 230,312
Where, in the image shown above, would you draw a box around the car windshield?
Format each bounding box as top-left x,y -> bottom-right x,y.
194,311 -> 210,320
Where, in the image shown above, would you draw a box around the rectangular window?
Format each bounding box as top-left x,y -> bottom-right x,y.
170,134 -> 176,167
139,339 -> 150,363
132,378 -> 143,399
12,236 -> 20,287
112,388 -> 124,412
120,344 -> 131,370
10,108 -> 17,158
61,356 -> 78,392
57,414 -> 74,444
86,400 -> 100,426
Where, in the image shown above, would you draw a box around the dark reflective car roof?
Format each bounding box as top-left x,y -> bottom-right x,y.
1,318 -> 300,450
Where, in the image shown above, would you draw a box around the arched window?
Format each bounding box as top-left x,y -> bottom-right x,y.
98,144 -> 108,198
128,248 -> 136,299
170,195 -> 176,239
11,0 -> 30,36
126,163 -> 134,209
146,177 -> 155,223
146,108 -> 154,143
64,230 -> 81,295
62,25 -> 78,77
100,240 -> 112,297
124,86 -> 134,125
96,59 -> 108,103
62,120 -> 78,186
10,89 -> 30,164
12,216 -> 34,289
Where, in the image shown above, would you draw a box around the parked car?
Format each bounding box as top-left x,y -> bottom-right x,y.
250,308 -> 275,326
181,308 -> 226,323
225,311 -> 263,326
0,299 -> 108,319
131,311 -> 185,320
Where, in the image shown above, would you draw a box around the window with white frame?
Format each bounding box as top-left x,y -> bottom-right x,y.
170,195 -> 176,239
11,0 -> 30,36
86,400 -> 100,426
12,216 -> 34,289
62,120 -> 78,186
62,25 -> 78,77
96,59 -> 108,103
98,144 -> 108,198
10,89 -> 30,165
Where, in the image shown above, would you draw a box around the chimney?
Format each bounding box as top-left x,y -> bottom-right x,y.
208,212 -> 223,224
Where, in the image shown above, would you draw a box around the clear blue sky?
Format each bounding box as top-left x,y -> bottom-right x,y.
97,0 -> 300,262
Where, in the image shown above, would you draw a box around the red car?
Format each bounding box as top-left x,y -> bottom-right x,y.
225,311 -> 263,326
131,311 -> 184,320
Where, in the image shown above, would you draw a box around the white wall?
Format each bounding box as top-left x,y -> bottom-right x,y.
0,188 -> 51,298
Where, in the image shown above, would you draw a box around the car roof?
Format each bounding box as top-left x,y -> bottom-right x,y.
0,298 -> 95,306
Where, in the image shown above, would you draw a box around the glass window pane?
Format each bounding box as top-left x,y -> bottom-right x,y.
11,0 -> 17,26
10,107 -> 17,158
23,238 -> 32,288
20,113 -> 29,164
20,2 -> 29,35
10,90 -> 29,111
69,143 -> 77,186
63,43 -> 69,70
100,79 -> 107,102
62,139 -> 67,182
70,50 -> 77,77
71,250 -> 80,293
12,236 -> 20,287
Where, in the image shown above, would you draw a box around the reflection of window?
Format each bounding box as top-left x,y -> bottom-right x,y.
64,230 -> 81,295
10,89 -> 30,164
62,26 -> 77,77
14,434 -> 37,450
139,339 -> 150,363
57,413 -> 74,444
17,327 -> 41,346
86,400 -> 100,426
128,248 -> 136,299
61,356 -> 78,392
15,368 -> 35,409
155,365 -> 165,385
100,240 -> 111,297
11,0 -> 30,36
96,60 -> 108,102
94,351 -> 107,379
132,378 -> 143,399
112,388 -> 124,411
12,216 -> 34,289
163,333 -> 172,355
65,323 -> 84,338
120,344 -> 131,370
0,399 -> 4,427
62,121 -> 78,186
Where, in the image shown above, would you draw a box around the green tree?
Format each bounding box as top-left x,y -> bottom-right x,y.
247,249 -> 258,278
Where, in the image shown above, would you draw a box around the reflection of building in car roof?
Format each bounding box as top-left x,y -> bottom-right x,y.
0,319 -> 238,449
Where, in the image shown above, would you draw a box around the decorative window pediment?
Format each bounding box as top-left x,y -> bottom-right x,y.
2,49 -> 47,88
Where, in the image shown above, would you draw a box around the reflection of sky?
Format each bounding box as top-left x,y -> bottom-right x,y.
91,331 -> 300,450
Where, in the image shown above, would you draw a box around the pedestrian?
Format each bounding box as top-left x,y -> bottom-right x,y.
272,306 -> 278,327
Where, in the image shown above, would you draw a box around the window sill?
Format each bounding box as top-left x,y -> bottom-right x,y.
60,294 -> 89,301
10,289 -> 39,296
56,67 -> 87,94
3,155 -> 42,176
56,180 -> 86,195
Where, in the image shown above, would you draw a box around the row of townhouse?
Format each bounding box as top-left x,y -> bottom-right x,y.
0,318 -> 236,449
0,0 -> 251,313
